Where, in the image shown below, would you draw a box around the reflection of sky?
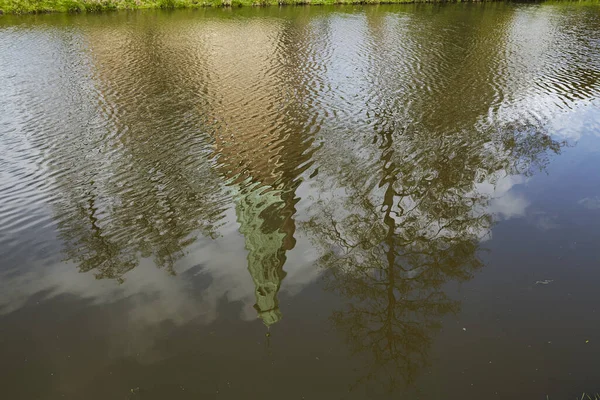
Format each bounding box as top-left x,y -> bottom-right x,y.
481,175 -> 529,220
550,104 -> 600,141
492,5 -> 600,141
0,197 -> 321,328
0,166 -> 534,330
0,144 -> 581,336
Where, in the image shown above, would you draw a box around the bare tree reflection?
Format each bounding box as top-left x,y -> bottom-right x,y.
303,5 -> 564,385
304,117 -> 561,390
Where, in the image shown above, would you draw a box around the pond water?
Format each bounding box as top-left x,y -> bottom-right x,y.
1,3 -> 600,399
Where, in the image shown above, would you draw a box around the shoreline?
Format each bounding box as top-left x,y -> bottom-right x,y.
0,0 -> 597,17
0,0 -> 574,16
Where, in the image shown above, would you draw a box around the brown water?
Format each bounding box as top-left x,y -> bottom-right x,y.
1,3 -> 600,399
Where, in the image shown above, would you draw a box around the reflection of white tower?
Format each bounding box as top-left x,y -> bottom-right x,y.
195,19 -> 309,327
235,184 -> 287,327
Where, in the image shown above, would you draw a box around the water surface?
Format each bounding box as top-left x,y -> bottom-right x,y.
1,3 -> 600,399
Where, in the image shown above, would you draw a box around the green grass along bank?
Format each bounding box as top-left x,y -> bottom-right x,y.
0,0 -> 500,15
0,0 -> 596,15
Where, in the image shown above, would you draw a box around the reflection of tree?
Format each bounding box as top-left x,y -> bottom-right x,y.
51,20 -> 229,281
305,121 -> 561,390
58,188 -> 138,282
302,5 -> 564,390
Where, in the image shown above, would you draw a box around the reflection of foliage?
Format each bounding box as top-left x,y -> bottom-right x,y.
55,15 -> 319,288
304,6 -> 566,382
58,192 -> 138,283
303,118 -> 562,390
493,123 -> 564,176
57,165 -> 227,282
52,23 -> 229,282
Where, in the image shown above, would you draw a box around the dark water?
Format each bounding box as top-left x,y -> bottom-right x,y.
1,3 -> 600,399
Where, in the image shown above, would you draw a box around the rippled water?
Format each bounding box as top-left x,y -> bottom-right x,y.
1,3 -> 600,399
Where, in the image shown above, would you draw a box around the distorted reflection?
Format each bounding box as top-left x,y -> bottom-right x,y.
304,123 -> 562,390
201,16 -> 324,325
234,185 -> 289,326
51,24 -> 229,282
305,123 -> 558,386
300,4 -> 572,390
23,3 -> 587,331
0,8 -> 599,399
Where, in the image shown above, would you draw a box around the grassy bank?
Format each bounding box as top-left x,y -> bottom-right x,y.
0,0 -> 538,15
0,0 -> 597,15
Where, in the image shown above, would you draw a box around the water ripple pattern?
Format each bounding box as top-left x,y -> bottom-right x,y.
1,4 -> 599,284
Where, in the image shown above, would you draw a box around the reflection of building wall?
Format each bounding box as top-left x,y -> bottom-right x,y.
203,21 -> 299,187
199,20 -> 322,326
88,17 -> 318,325
201,20 -> 316,326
